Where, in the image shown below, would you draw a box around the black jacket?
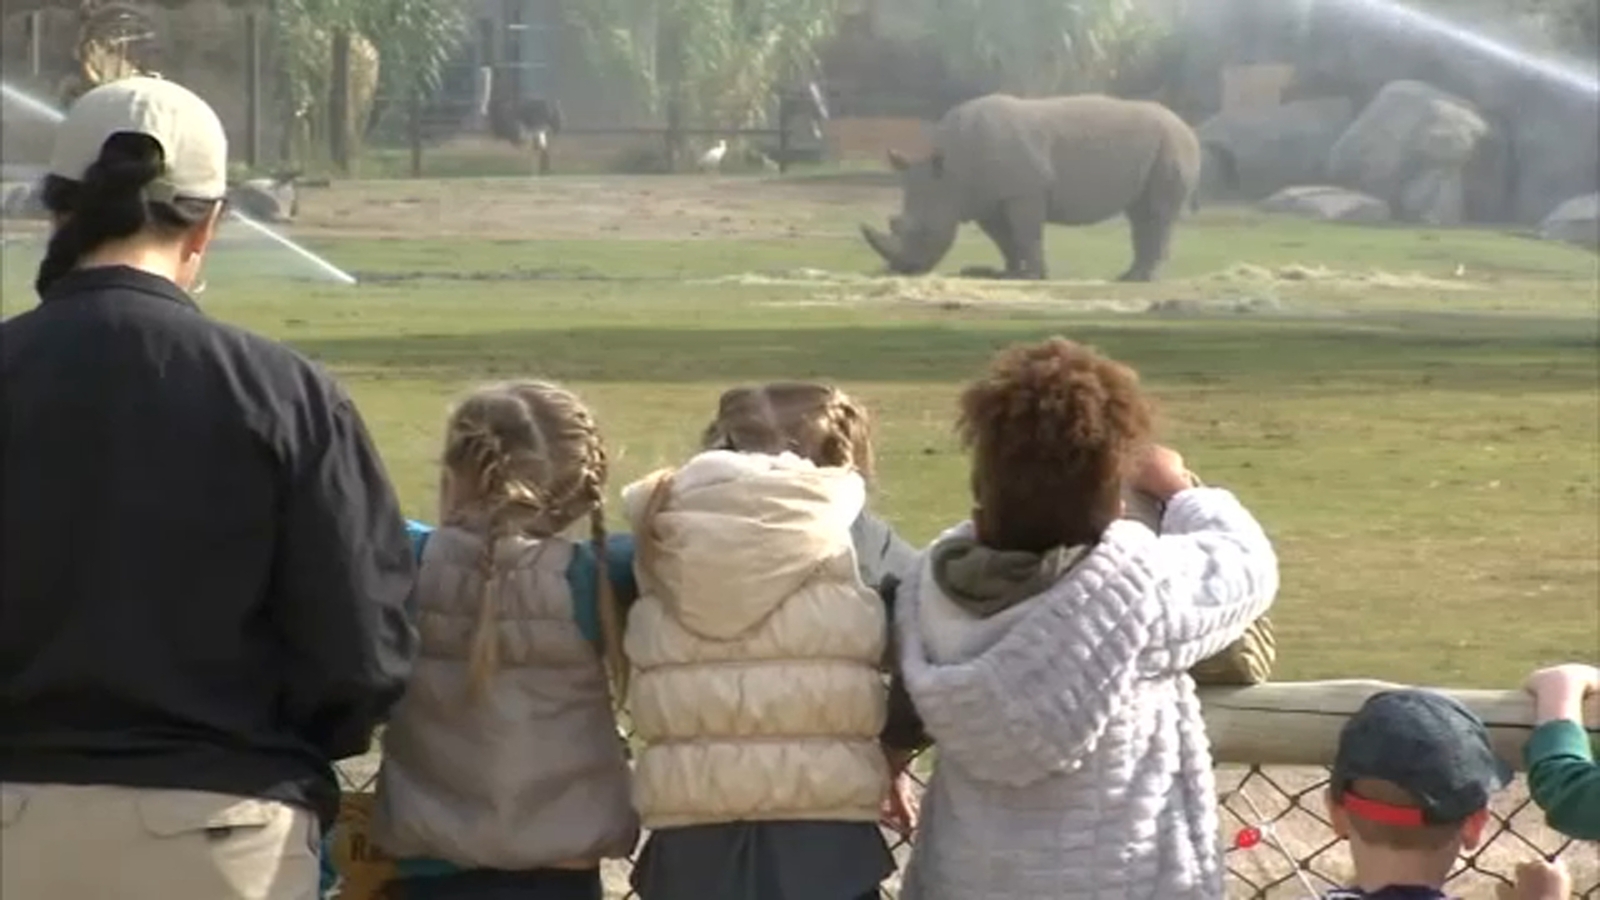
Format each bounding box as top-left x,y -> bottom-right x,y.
0,266 -> 419,828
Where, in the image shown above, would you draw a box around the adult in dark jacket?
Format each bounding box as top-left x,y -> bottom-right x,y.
0,76 -> 419,900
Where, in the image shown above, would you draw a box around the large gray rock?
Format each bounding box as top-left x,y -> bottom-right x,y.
1539,193 -> 1600,248
1,181 -> 45,220
226,176 -> 298,223
1505,89 -> 1600,225
1327,80 -> 1492,225
1259,185 -> 1392,222
1196,97 -> 1356,200
1213,0 -> 1599,225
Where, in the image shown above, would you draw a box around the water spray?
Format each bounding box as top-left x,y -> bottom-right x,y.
1,81 -> 358,287
1330,0 -> 1600,97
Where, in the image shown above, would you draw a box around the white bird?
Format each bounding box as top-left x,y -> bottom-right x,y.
698,139 -> 728,173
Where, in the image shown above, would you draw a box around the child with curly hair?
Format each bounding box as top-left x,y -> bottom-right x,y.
366,381 -> 640,900
894,337 -> 1280,900
624,382 -> 916,900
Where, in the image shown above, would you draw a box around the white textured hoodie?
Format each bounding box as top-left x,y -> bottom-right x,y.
897,487 -> 1279,900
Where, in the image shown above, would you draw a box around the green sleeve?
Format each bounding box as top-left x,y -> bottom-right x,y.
1523,719 -> 1600,841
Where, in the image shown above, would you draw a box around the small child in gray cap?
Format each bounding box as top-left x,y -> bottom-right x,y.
1320,688 -> 1570,900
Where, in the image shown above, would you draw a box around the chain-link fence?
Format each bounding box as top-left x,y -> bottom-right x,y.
1215,764 -> 1598,898
332,747 -> 1599,899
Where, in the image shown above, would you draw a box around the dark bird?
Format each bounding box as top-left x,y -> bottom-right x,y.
489,96 -> 563,150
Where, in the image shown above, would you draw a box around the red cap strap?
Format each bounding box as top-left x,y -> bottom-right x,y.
1342,792 -> 1427,827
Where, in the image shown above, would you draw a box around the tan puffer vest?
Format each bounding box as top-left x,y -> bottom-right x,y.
622,450 -> 890,830
370,527 -> 640,868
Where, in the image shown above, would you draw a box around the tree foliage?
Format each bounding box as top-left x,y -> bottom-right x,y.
275,0 -> 467,142
564,0 -> 843,128
923,0 -> 1170,97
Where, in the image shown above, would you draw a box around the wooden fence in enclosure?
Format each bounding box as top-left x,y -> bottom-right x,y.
3,14 -> 930,179
327,680 -> 1600,900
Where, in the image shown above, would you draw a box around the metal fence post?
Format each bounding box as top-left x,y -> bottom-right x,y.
26,12 -> 44,79
664,98 -> 682,173
245,11 -> 262,170
408,86 -> 424,178
328,29 -> 352,174
777,92 -> 792,175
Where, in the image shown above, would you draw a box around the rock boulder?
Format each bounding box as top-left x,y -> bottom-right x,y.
1,181 -> 45,220
227,177 -> 298,223
1539,193 -> 1600,249
1258,185 -> 1392,222
1326,80 -> 1492,224
1196,97 -> 1356,200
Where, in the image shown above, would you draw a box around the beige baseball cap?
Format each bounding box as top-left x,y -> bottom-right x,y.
48,76 -> 228,203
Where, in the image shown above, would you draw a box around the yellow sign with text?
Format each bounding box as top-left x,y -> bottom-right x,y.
328,792 -> 398,900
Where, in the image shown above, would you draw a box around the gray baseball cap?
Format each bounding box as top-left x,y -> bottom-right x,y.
1331,689 -> 1513,826
48,76 -> 228,203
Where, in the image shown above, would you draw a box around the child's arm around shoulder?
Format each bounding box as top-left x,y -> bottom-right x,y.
1151,486 -> 1280,674
852,510 -> 919,592
406,520 -> 433,562
566,533 -> 642,647
600,533 -> 639,605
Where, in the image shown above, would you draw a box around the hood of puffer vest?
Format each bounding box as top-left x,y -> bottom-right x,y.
622,450 -> 867,641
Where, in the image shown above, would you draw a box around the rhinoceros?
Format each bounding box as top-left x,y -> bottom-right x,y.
861,93 -> 1202,282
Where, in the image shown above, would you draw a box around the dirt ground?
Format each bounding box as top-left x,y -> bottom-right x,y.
288,173 -> 897,242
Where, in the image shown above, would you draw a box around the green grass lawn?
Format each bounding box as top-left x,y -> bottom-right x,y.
2,181 -> 1596,691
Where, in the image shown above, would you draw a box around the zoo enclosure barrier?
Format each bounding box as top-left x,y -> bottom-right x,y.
0,12 -> 848,179
2,8 -> 949,180
331,680 -> 1600,899
360,78 -> 929,179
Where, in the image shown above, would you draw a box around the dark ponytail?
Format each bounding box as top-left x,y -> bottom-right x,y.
35,132 -> 218,295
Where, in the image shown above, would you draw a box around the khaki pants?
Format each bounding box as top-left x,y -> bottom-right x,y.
1,782 -> 320,900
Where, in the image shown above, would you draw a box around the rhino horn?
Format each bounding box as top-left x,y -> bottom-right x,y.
862,223 -> 903,267
861,223 -> 931,275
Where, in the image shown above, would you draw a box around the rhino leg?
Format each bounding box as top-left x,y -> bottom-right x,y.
975,213 -> 1020,276
1003,195 -> 1049,280
1120,208 -> 1173,283
1119,152 -> 1192,282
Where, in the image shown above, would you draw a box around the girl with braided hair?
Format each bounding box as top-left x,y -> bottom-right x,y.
624,382 -> 917,900
367,380 -> 639,900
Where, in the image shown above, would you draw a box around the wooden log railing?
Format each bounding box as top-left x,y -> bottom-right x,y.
330,681 -> 1600,900
1200,680 -> 1600,768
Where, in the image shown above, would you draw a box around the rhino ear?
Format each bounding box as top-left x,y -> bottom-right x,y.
930,151 -> 945,178
887,149 -> 910,171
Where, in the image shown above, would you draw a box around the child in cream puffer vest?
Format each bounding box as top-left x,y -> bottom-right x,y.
624,382 -> 918,900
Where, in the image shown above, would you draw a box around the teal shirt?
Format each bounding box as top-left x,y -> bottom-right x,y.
1523,718 -> 1600,841
319,521 -> 637,890
566,534 -> 640,647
